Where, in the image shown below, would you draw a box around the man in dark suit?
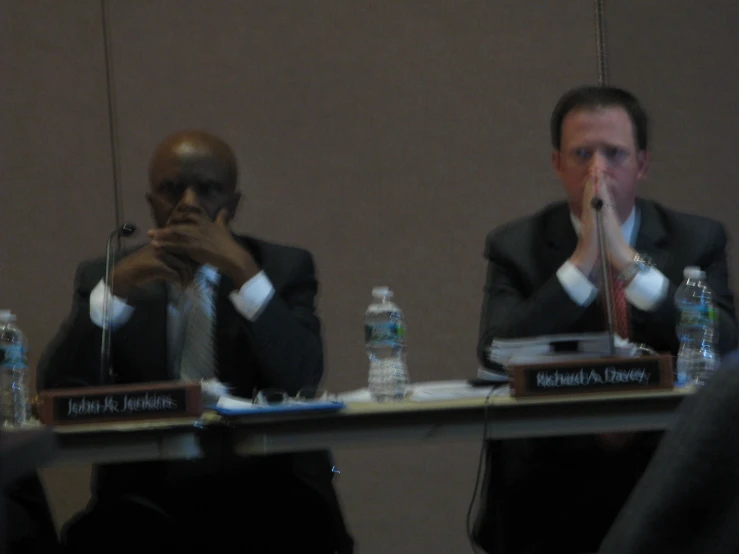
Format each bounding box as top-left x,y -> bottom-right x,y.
474,86 -> 738,553
599,352 -> 739,554
38,130 -> 353,553
5,475 -> 60,553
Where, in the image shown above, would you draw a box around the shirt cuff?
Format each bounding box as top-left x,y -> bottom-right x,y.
625,267 -> 669,311
89,280 -> 135,329
228,271 -> 275,321
557,261 -> 599,306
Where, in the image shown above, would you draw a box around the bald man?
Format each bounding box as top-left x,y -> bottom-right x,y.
38,131 -> 354,553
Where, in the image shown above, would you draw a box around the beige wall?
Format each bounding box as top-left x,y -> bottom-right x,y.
3,1 -> 738,552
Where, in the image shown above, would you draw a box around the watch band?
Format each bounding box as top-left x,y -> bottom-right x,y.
617,252 -> 653,283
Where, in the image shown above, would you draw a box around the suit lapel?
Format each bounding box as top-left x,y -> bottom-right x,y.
213,235 -> 260,383
631,199 -> 671,335
115,282 -> 169,383
213,235 -> 269,389
214,274 -> 238,381
543,203 -> 579,271
146,286 -> 170,381
634,198 -> 670,271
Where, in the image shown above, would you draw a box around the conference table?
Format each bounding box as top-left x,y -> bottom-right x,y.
39,384 -> 693,467
0,384 -> 693,553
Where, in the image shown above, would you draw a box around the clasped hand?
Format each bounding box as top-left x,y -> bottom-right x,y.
570,171 -> 635,280
111,208 -> 256,297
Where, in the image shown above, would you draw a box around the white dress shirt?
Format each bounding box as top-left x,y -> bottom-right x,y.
89,266 -> 275,374
555,206 -> 668,310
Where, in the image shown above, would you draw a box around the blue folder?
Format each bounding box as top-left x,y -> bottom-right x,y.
212,400 -> 345,417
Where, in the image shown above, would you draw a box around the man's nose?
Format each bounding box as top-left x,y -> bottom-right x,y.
588,151 -> 609,175
180,187 -> 199,207
171,187 -> 203,218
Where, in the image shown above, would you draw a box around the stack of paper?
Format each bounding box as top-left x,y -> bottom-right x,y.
409,380 -> 507,401
477,366 -> 510,382
338,381 -> 509,403
487,332 -> 626,366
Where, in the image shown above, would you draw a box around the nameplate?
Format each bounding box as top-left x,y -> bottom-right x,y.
38,381 -> 202,426
510,355 -> 674,398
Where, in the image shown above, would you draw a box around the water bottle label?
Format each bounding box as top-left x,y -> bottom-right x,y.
709,305 -> 718,322
364,322 -> 405,344
0,344 -> 25,367
679,304 -> 715,327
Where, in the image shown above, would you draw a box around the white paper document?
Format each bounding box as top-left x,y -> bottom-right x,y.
338,380 -> 508,403
488,332 -> 613,364
409,380 -> 508,401
487,332 -> 646,366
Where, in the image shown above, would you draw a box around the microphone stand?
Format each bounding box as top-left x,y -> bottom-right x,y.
100,222 -> 137,386
592,197 -> 617,357
100,229 -> 118,386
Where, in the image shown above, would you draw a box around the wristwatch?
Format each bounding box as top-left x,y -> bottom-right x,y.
617,252 -> 654,283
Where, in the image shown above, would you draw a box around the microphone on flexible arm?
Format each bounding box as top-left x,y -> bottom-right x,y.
100,222 -> 137,385
591,197 -> 617,357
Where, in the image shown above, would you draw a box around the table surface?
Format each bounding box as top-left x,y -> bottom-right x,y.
43,386 -> 693,465
0,427 -> 57,486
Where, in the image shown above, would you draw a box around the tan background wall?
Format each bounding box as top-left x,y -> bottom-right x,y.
3,1 -> 738,552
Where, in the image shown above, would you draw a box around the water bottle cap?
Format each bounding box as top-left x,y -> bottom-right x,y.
372,286 -> 393,299
0,310 -> 15,322
683,266 -> 705,280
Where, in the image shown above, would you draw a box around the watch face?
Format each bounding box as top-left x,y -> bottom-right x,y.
637,253 -> 654,270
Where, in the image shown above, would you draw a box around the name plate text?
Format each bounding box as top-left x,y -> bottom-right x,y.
38,381 -> 202,425
510,355 -> 674,398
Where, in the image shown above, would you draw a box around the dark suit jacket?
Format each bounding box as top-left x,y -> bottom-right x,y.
37,234 -> 353,553
474,199 -> 738,554
5,474 -> 60,553
599,351 -> 739,554
478,197 -> 738,361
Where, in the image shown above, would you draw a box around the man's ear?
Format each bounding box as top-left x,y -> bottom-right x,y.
145,192 -> 157,225
225,191 -> 242,223
636,150 -> 651,180
551,150 -> 562,175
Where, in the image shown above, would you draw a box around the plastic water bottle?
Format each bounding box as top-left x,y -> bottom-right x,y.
675,267 -> 719,386
364,287 -> 409,401
0,310 -> 30,426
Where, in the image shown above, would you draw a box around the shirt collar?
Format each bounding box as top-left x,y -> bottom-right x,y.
569,205 -> 638,246
169,264 -> 220,301
199,264 -> 221,286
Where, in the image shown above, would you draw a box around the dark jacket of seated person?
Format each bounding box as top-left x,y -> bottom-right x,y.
5,473 -> 60,553
475,197 -> 739,554
473,85 -> 738,554
599,351 -> 739,554
37,130 -> 353,554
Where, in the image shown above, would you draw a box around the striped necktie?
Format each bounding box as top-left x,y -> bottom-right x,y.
605,266 -> 630,339
179,270 -> 216,381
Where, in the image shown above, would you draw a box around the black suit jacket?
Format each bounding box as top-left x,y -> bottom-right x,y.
478,198 -> 738,361
38,235 -> 353,553
600,351 -> 739,553
474,199 -> 738,554
40,235 -> 323,394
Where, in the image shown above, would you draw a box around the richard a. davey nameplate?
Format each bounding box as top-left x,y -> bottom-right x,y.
38,381 -> 202,425
509,354 -> 674,398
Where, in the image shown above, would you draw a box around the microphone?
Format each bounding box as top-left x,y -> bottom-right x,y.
100,222 -> 137,385
591,197 -> 616,356
119,222 -> 137,238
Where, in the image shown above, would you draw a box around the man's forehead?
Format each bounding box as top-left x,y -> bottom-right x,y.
171,140 -> 213,159
561,107 -> 636,145
149,132 -> 238,188
151,147 -> 230,179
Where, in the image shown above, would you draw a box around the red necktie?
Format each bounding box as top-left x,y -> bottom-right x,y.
607,266 -> 630,339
